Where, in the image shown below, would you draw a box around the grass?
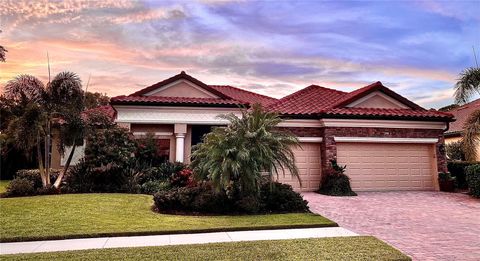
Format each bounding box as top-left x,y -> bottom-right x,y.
1,236 -> 410,261
0,193 -> 336,242
0,180 -> 10,194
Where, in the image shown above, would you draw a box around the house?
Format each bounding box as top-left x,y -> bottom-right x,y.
444,99 -> 480,161
56,71 -> 455,192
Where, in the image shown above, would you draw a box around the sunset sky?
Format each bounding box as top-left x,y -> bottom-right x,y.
1,0 -> 479,108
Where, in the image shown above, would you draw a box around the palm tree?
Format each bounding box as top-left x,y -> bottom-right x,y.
4,72 -> 85,188
191,104 -> 300,196
454,66 -> 480,161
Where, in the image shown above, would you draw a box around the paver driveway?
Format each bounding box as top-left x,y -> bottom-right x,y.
303,191 -> 480,261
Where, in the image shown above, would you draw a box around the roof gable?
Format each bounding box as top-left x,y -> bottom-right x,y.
147,79 -> 219,98
346,91 -> 410,109
333,81 -> 423,110
129,71 -> 229,99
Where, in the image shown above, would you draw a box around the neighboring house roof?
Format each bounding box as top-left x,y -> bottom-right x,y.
84,105 -> 116,121
267,81 -> 453,121
111,71 -> 277,107
445,98 -> 480,136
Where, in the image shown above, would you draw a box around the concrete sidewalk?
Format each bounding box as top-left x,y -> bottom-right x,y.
0,227 -> 357,255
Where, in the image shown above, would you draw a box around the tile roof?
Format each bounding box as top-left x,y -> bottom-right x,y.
209,85 -> 278,106
445,98 -> 480,135
325,107 -> 454,121
112,71 -> 277,107
267,85 -> 346,115
266,82 -> 453,121
110,95 -> 243,106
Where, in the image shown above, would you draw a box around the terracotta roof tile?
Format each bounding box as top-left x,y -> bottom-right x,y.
446,98 -> 480,134
325,107 -> 453,121
267,85 -> 346,115
110,95 -> 243,106
209,85 -> 278,106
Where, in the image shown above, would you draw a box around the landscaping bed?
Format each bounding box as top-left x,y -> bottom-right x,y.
0,236 -> 410,261
0,193 -> 336,242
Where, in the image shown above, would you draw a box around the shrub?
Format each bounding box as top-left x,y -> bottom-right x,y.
261,182 -> 309,213
140,180 -> 170,194
446,141 -> 465,161
438,172 -> 456,192
170,168 -> 194,187
6,178 -> 35,196
153,181 -> 309,214
64,159 -> 136,193
466,164 -> 480,198
447,161 -> 478,189
15,169 -> 60,189
318,160 -> 357,196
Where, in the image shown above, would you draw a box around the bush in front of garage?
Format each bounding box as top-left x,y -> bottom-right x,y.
447,161 -> 479,189
465,164 -> 480,198
318,160 -> 357,196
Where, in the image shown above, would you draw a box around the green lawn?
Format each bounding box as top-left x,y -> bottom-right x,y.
0,180 -> 10,194
1,236 -> 410,261
0,193 -> 336,242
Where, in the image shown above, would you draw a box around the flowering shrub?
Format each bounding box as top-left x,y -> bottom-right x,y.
170,168 -> 194,187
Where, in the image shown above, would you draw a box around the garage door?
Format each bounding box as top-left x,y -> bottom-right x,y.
336,143 -> 435,191
277,142 -> 322,192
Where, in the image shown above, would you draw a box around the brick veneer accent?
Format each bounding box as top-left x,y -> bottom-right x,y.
278,127 -> 323,137
321,127 -> 447,174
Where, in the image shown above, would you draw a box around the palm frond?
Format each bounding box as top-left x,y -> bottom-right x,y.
461,109 -> 480,161
454,67 -> 480,104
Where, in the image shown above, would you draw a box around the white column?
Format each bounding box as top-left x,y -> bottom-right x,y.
175,133 -> 186,163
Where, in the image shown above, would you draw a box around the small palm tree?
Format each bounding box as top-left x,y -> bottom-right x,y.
4,72 -> 85,188
191,104 -> 300,196
454,66 -> 480,161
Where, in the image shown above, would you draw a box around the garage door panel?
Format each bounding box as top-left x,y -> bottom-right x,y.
337,143 -> 435,191
277,142 -> 321,192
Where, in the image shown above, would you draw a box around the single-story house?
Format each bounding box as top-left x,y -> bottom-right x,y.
54,71 -> 455,192
444,98 -> 480,161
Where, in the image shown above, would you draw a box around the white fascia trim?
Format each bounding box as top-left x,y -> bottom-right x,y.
334,137 -> 438,144
321,119 -> 446,129
144,79 -> 219,98
346,91 -> 410,109
298,137 -> 323,143
278,119 -> 323,127
133,132 -> 173,136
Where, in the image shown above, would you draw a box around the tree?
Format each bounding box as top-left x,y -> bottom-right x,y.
0,30 -> 6,62
191,104 -> 300,197
454,66 -> 480,161
4,72 -> 85,188
84,92 -> 110,109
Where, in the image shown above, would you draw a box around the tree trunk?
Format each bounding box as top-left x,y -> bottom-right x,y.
36,138 -> 47,187
44,119 -> 51,186
53,144 -> 75,188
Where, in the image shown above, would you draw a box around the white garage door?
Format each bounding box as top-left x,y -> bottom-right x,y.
277,142 -> 322,192
337,143 -> 435,191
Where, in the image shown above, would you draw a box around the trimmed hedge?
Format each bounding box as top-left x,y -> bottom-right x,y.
466,164 -> 480,198
153,182 -> 309,215
447,161 -> 479,189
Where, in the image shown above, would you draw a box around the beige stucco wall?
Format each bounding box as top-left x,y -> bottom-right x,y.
353,95 -> 403,109
151,82 -> 215,98
445,135 -> 480,161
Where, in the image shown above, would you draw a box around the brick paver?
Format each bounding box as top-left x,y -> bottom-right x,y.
303,191 -> 480,261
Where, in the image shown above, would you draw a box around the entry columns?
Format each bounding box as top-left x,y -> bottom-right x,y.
174,123 -> 187,163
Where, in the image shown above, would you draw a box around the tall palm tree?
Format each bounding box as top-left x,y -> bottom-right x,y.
4,72 -> 85,188
454,66 -> 480,161
191,104 -> 300,196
